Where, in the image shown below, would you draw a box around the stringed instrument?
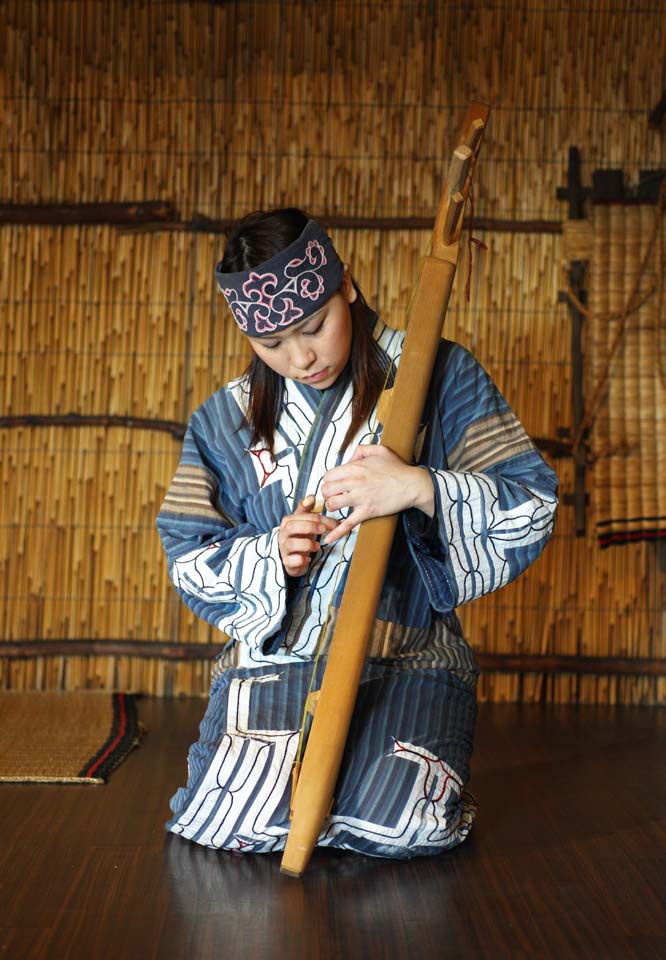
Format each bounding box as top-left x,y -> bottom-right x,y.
281,102 -> 490,877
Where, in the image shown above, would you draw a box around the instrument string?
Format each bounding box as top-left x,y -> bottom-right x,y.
290,342 -> 399,807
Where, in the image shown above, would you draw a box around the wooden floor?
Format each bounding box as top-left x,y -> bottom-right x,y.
1,698 -> 664,960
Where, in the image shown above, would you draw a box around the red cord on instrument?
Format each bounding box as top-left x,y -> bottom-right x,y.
465,184 -> 488,302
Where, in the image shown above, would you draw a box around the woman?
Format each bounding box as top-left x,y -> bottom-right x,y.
157,208 -> 558,858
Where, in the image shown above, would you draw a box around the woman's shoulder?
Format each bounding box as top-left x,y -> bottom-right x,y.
197,373 -> 249,410
437,338 -> 474,369
188,375 -> 250,436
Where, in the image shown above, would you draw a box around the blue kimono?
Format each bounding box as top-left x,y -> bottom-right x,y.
157,320 -> 558,858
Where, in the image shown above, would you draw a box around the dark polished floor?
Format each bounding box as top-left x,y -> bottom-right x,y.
0,697 -> 664,959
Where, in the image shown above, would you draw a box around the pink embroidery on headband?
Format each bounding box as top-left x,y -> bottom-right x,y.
243,271 -> 278,303
223,288 -> 248,332
286,241 -> 326,274
224,272 -> 305,333
299,274 -> 325,300
217,223 -> 343,336
224,246 -> 328,332
306,239 -> 326,267
285,240 -> 327,302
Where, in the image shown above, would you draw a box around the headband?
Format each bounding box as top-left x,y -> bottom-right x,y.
215,220 -> 344,337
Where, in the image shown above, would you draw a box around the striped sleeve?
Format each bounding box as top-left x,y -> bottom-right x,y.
447,408 -> 536,473
156,415 -> 288,650
405,343 -> 558,611
160,463 -> 234,522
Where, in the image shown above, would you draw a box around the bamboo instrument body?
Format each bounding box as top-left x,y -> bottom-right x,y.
280,103 -> 489,877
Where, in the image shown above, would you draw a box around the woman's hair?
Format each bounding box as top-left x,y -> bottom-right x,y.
217,208 -> 387,453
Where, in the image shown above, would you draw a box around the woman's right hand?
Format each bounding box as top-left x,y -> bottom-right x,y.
278,495 -> 339,577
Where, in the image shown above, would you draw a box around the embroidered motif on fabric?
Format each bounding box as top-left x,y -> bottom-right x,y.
224,241 -> 327,334
392,739 -> 462,802
249,448 -> 279,488
246,443 -> 298,497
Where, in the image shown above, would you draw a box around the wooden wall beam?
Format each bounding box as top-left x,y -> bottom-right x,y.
0,413 -> 186,441
2,642 -> 666,676
159,214 -> 564,235
0,202 -> 177,226
0,414 -> 570,459
0,204 -> 562,234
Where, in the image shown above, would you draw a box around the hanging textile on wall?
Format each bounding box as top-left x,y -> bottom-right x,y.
573,193 -> 666,547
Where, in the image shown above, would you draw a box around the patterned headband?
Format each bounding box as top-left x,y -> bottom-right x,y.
215,220 -> 345,337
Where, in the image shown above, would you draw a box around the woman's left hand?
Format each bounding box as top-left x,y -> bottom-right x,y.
320,444 -> 434,546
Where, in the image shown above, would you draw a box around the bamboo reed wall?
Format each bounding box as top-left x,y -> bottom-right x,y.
1,0 -> 665,702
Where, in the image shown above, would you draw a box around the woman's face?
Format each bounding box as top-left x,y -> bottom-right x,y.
247,268 -> 356,389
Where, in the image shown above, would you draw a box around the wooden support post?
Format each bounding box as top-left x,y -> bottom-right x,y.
557,146 -> 590,537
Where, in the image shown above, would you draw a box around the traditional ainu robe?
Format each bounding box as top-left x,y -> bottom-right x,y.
157,320 -> 558,858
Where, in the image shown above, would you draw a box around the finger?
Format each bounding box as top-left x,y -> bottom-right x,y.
321,510 -> 366,545
283,532 -> 321,553
320,472 -> 358,501
323,491 -> 357,513
283,554 -> 310,575
281,517 -> 337,536
348,443 -> 383,463
349,444 -> 405,467
294,494 -> 317,515
293,495 -> 327,517
322,462 -> 360,487
321,521 -> 353,546
315,515 -> 340,532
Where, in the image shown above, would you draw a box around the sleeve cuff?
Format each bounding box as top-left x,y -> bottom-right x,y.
402,468 -> 457,611
402,467 -> 444,557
